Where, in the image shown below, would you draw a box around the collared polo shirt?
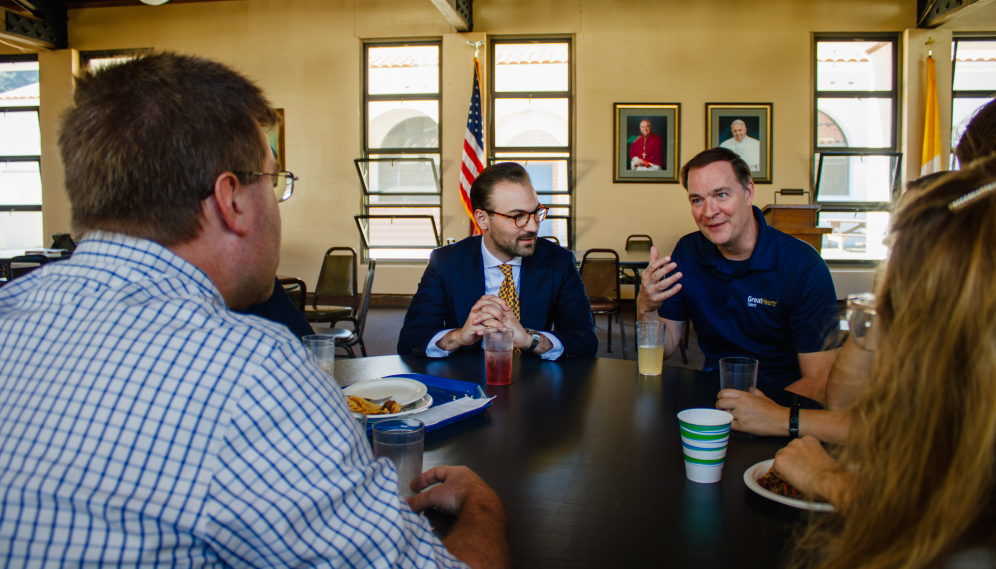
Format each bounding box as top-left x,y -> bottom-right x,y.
658,206 -> 839,387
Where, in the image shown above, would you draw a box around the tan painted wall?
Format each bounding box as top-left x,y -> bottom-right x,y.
38,49 -> 77,242
26,0 -> 964,294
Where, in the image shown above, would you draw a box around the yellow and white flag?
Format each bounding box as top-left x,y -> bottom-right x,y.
921,55 -> 942,175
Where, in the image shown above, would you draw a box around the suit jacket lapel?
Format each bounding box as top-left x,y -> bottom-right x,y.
518,246 -> 553,330
452,237 -> 486,324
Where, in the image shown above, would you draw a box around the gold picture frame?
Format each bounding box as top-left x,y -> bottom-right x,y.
613,103 -> 681,183
705,103 -> 772,183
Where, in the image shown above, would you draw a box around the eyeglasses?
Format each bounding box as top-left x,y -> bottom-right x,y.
847,293 -> 877,351
240,171 -> 297,203
486,205 -> 550,228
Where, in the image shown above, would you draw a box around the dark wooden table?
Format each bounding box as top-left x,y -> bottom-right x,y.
337,355 -> 813,568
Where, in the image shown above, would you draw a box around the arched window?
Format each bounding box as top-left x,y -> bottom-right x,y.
381,116 -> 438,149
817,111 -> 850,196
377,117 -> 439,195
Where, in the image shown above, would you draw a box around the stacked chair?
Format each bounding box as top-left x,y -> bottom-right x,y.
305,247 -> 359,329
579,249 -> 626,358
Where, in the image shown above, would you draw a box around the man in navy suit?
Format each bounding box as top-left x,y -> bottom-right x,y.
398,162 -> 597,359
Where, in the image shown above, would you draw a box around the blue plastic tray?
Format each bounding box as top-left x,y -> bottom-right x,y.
361,373 -> 491,434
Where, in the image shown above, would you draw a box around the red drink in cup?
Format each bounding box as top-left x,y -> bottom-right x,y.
485,349 -> 513,385
483,329 -> 514,385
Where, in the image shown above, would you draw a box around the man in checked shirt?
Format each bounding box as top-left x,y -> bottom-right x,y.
0,52 -> 508,568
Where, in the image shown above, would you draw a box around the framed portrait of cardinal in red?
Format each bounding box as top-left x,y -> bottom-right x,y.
614,103 -> 680,183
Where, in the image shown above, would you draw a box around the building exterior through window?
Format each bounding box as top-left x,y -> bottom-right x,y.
489,38 -> 573,248
0,55 -> 41,251
813,36 -> 900,262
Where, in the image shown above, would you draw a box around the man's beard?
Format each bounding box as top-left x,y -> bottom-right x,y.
491,224 -> 537,258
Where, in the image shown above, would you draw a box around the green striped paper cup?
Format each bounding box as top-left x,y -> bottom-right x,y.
677,408 -> 734,483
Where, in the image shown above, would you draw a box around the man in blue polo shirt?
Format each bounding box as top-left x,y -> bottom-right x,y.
637,148 -> 838,400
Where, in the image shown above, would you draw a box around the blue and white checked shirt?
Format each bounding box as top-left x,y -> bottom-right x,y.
0,231 -> 465,568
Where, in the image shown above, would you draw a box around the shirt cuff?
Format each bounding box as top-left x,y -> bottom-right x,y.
424,329 -> 455,358
539,332 -> 564,360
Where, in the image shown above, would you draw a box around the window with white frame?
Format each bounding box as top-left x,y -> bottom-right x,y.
357,42 -> 442,261
813,36 -> 900,262
951,36 -> 996,169
488,38 -> 573,247
0,55 -> 42,250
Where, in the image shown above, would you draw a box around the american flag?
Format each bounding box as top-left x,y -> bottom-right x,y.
460,58 -> 485,235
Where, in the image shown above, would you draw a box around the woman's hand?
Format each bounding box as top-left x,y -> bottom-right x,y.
772,436 -> 850,508
716,388 -> 788,436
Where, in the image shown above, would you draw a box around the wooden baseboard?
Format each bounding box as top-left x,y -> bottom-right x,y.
370,294 -> 412,307
304,293 -> 412,308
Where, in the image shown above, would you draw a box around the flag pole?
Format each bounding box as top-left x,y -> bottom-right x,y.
460,40 -> 487,237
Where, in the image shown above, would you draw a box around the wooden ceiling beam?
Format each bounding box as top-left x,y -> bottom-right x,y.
1,0 -> 66,49
919,0 -> 995,28
429,0 -> 471,32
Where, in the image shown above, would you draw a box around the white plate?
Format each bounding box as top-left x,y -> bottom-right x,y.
743,459 -> 836,512
365,393 -> 433,421
343,377 -> 428,406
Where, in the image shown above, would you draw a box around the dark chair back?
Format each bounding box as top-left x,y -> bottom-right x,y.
541,236 -> 561,245
10,255 -> 51,280
625,234 -> 653,252
579,249 -> 621,300
50,233 -> 77,253
313,247 -> 357,310
356,260 -> 377,338
278,277 -> 308,312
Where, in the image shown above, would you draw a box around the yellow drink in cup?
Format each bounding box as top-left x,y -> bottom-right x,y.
636,321 -> 665,375
638,344 -> 664,375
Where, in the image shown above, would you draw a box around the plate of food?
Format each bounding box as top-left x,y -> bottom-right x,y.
343,377 -> 428,406
347,393 -> 433,420
743,459 -> 836,512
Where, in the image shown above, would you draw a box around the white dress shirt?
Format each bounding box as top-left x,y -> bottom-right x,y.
426,239 -> 565,360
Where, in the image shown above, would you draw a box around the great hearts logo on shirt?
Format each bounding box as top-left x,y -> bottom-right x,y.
747,295 -> 777,308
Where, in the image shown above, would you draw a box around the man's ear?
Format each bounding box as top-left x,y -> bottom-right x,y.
743,181 -> 756,205
474,209 -> 490,232
208,171 -> 251,236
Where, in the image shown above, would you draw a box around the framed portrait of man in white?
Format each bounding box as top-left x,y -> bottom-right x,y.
706,103 -> 772,183
614,103 -> 680,183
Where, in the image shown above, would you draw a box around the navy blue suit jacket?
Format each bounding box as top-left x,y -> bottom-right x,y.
398,236 -> 597,359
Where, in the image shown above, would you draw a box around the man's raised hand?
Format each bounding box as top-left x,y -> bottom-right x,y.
636,246 -> 683,317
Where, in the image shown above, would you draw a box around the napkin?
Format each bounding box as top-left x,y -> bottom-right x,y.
414,396 -> 495,427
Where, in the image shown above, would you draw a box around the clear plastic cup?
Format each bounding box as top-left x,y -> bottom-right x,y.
483,329 -> 514,385
302,334 -> 336,383
373,418 -> 424,499
719,357 -> 758,393
636,320 -> 665,375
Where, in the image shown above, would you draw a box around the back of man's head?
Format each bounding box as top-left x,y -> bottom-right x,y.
956,99 -> 996,166
679,147 -> 752,190
469,162 -> 531,213
59,51 -> 279,245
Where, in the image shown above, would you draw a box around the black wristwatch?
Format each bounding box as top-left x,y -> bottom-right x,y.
789,402 -> 801,439
523,328 -> 542,352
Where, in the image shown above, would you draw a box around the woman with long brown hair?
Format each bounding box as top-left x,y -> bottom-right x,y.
774,156 -> 996,569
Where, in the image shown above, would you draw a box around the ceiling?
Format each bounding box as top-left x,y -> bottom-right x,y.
939,0 -> 996,30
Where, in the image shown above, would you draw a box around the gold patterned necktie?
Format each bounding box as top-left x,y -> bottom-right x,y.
497,264 -> 521,353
